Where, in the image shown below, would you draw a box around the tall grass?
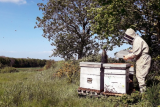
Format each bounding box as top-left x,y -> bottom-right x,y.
0,61 -> 159,107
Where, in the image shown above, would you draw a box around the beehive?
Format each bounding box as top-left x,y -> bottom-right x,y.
103,63 -> 131,94
79,62 -> 104,92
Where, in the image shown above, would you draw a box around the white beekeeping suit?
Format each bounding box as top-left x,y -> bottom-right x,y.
123,28 -> 151,93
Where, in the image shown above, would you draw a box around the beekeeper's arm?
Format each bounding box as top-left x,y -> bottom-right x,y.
129,49 -> 133,53
123,49 -> 134,60
123,53 -> 135,60
123,38 -> 142,60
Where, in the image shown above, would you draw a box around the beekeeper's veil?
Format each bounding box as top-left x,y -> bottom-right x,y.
123,28 -> 136,45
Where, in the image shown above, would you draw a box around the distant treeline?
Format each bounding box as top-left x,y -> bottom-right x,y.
0,57 -> 47,67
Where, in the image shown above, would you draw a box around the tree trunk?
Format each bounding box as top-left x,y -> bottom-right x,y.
78,49 -> 83,59
101,49 -> 108,63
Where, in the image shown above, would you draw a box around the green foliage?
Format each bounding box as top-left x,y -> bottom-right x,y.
0,62 -> 5,69
43,60 -> 56,70
145,83 -> 160,106
78,53 -> 126,63
0,62 -> 19,73
89,0 -> 160,57
35,0 -> 100,60
54,61 -> 80,83
88,0 -> 136,50
120,91 -> 141,104
0,56 -> 47,67
147,56 -> 160,80
78,54 -> 102,62
0,66 -> 19,73
0,57 -> 10,66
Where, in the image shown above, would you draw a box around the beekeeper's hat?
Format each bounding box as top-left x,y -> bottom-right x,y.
123,28 -> 136,44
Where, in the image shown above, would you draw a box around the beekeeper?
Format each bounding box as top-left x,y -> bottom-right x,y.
123,28 -> 151,93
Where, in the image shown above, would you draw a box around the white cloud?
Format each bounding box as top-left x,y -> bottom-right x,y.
0,0 -> 27,4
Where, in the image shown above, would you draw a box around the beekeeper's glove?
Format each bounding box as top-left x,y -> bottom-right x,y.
123,53 -> 135,60
123,55 -> 130,60
129,49 -> 133,53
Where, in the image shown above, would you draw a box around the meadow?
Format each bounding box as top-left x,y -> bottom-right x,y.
0,61 -> 160,107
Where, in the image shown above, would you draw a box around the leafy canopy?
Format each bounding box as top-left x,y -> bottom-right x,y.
35,0 -> 100,60
88,0 -> 142,50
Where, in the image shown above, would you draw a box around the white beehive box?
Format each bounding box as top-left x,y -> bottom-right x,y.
103,63 -> 131,94
80,62 -> 104,91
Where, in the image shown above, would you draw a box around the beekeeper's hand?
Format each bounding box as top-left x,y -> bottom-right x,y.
129,50 -> 133,53
123,55 -> 129,60
123,53 -> 135,60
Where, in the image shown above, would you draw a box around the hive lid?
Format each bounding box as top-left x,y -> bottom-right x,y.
103,63 -> 131,69
80,62 -> 102,67
115,50 -> 130,58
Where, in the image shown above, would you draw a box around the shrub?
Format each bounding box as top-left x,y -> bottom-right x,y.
0,62 -> 19,73
43,60 -> 56,70
146,55 -> 160,81
123,91 -> 141,104
145,83 -> 160,106
0,67 -> 19,73
54,61 -> 80,83
0,62 -> 5,69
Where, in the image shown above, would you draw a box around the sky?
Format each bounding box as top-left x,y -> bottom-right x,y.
0,0 -> 130,61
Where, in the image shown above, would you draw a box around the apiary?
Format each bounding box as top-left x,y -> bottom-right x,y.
103,63 -> 131,94
79,62 -> 104,92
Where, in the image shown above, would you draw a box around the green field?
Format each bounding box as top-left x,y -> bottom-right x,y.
0,62 -> 159,107
15,67 -> 42,72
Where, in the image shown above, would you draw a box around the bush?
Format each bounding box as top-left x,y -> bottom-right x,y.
0,62 -> 5,69
146,56 -> 160,81
0,67 -> 19,73
54,61 -> 80,83
145,83 -> 160,106
43,60 -> 56,70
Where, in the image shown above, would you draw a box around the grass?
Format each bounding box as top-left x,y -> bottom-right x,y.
0,62 -> 159,107
0,71 -> 37,83
16,67 -> 42,72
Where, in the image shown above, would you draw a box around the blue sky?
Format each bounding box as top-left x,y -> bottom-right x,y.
0,0 -> 130,61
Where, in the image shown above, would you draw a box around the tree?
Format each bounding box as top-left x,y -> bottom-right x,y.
89,0 -> 160,56
134,0 -> 160,58
88,0 -> 142,50
35,0 -> 100,60
90,0 -> 160,80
